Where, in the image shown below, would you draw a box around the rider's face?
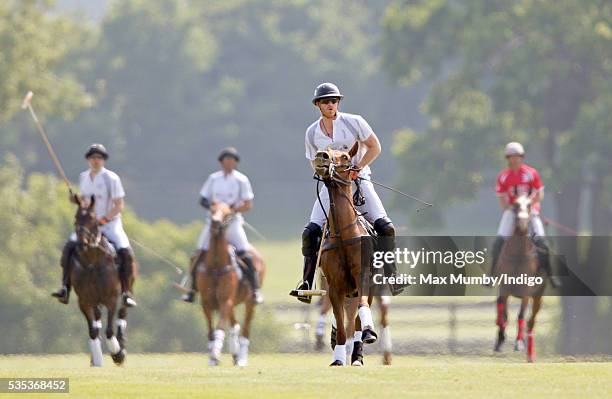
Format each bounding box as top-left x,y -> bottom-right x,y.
220,157 -> 237,171
506,155 -> 523,170
87,155 -> 105,171
316,98 -> 339,118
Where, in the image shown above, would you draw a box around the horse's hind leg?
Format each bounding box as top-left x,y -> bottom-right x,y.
527,296 -> 542,363
514,297 -> 528,352
494,295 -> 508,352
329,289 -> 347,366
105,301 -> 125,365
345,298 -> 363,367
80,303 -> 103,367
379,297 -> 392,365
228,309 -> 241,366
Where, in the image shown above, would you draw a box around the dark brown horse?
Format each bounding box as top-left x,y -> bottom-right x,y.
196,202 -> 266,366
313,146 -> 377,366
494,193 -> 546,362
70,195 -> 130,366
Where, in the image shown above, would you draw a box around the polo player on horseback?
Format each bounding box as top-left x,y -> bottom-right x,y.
181,147 -> 263,304
51,144 -> 138,307
290,82 -> 407,303
489,141 -> 561,288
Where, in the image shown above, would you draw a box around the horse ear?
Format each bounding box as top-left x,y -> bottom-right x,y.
348,142 -> 359,158
89,195 -> 96,210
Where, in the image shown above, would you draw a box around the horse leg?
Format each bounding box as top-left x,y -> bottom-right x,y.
379,297 -> 392,365
514,297 -> 528,352
527,296 -> 542,363
345,298 -> 363,367
315,295 -> 331,351
202,303 -> 217,366
116,306 -> 128,350
236,301 -> 255,367
104,301 -> 125,365
80,302 -> 103,367
209,299 -> 232,366
329,290 -> 347,366
494,295 -> 508,352
228,309 -> 241,366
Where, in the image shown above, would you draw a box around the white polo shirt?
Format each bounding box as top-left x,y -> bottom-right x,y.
78,167 -> 125,220
199,170 -> 254,222
304,112 -> 374,178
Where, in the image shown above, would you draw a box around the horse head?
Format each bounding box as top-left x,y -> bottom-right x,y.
512,192 -> 532,235
313,142 -> 359,184
74,195 -> 102,248
210,202 -> 233,237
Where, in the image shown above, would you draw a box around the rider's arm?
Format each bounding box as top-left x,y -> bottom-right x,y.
529,187 -> 544,204
200,197 -> 212,209
231,199 -> 252,214
497,195 -> 510,211
103,198 -> 124,221
354,133 -> 381,169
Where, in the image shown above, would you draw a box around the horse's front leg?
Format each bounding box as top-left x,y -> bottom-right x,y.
80,302 -> 103,367
346,298 -> 364,367
527,296 -> 542,363
514,297 -> 529,352
116,306 -> 128,352
379,296 -> 392,365
201,299 -> 217,366
329,288 -> 346,366
105,300 -> 125,365
236,300 -> 255,367
494,295 -> 508,352
356,260 -> 377,345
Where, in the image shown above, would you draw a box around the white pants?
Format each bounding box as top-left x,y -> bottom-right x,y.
70,218 -> 130,249
310,179 -> 387,227
496,209 -> 545,237
196,218 -> 250,252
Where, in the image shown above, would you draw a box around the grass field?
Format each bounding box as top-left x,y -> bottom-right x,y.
1,353 -> 611,399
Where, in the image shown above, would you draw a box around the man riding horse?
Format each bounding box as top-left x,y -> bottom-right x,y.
51,143 -> 138,307
181,147 -> 263,304
290,82 -> 407,303
489,142 -> 561,288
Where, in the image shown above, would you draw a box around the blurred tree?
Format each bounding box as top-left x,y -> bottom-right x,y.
381,0 -> 612,353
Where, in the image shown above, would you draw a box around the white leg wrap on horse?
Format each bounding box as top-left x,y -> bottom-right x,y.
105,336 -> 121,355
237,337 -> 249,366
89,338 -> 103,367
353,331 -> 362,342
332,344 -> 346,365
116,319 -> 127,331
212,329 -> 225,355
346,338 -> 354,357
315,314 -> 327,336
92,320 -> 102,330
229,324 -> 240,355
358,306 -> 374,329
381,326 -> 392,352
331,317 -> 337,329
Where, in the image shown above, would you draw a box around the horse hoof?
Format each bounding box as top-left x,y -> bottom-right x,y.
514,339 -> 525,352
362,328 -> 377,344
329,360 -> 344,366
237,359 -> 248,367
527,356 -> 535,363
351,359 -> 363,367
383,352 -> 392,366
209,358 -> 219,366
111,349 -> 126,365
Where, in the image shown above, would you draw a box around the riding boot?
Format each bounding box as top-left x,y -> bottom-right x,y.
533,237 -> 561,288
51,241 -> 77,304
373,217 -> 407,296
486,236 -> 505,286
117,247 -> 138,307
290,223 -> 322,304
237,250 -> 263,304
182,250 -> 206,303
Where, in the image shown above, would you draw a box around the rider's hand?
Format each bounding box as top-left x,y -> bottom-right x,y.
349,168 -> 361,181
98,216 -> 110,226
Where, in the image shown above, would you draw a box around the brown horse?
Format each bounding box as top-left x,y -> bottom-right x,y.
70,195 -> 130,366
196,202 -> 265,366
493,193 -> 546,362
313,147 -> 377,366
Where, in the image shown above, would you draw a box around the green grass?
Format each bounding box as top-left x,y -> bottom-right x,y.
0,353 -> 611,399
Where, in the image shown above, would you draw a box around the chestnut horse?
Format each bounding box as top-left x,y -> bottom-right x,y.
196,202 -> 265,366
313,147 -> 377,366
70,195 -> 131,366
493,193 -> 546,362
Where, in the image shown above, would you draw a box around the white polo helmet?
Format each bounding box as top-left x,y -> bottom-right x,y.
504,142 -> 525,157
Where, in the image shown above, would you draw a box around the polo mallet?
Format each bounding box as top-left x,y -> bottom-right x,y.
21,91 -> 74,196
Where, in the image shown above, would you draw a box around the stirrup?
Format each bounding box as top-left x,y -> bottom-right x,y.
289,281 -> 327,298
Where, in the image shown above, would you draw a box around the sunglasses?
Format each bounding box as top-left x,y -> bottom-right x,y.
320,98 -> 339,105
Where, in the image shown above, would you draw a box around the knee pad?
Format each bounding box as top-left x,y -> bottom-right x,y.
373,217 -> 395,237
302,222 -> 323,257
